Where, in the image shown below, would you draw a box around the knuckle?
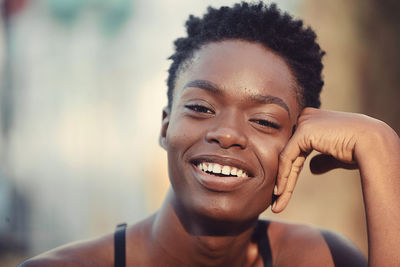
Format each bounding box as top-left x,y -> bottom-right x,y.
292,165 -> 302,174
301,107 -> 316,115
286,189 -> 294,195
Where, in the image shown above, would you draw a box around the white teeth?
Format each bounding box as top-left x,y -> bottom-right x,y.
221,165 -> 231,175
212,163 -> 222,174
196,162 -> 249,178
207,163 -> 213,172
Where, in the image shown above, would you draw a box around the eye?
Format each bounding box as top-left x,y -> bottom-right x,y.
250,119 -> 280,130
185,104 -> 215,114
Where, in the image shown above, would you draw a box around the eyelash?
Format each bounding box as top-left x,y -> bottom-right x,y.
185,104 -> 280,130
185,104 -> 215,114
250,119 -> 280,130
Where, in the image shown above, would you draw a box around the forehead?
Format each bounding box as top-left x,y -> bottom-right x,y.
174,40 -> 300,116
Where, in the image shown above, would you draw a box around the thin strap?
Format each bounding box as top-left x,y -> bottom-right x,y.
252,220 -> 273,267
114,223 -> 127,267
320,229 -> 367,267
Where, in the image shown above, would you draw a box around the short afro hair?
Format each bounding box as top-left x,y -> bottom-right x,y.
167,1 -> 325,109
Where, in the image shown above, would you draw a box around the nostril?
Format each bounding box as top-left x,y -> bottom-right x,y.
205,128 -> 247,149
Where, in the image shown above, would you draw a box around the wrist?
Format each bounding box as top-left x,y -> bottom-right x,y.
354,118 -> 400,169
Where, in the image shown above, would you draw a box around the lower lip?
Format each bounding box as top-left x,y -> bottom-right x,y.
192,164 -> 253,192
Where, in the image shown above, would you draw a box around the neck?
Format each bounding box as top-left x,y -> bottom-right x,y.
151,189 -> 259,267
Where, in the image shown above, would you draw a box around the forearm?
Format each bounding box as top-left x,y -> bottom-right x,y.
355,120 -> 400,266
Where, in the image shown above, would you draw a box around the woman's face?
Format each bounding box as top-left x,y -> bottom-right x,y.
161,40 -> 300,222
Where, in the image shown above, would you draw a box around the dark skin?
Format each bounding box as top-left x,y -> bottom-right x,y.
20,40 -> 400,266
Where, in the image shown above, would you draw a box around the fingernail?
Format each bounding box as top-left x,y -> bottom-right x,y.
274,185 -> 278,195
272,201 -> 277,210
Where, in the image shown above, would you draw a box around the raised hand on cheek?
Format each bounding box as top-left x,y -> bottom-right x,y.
272,108 -> 374,213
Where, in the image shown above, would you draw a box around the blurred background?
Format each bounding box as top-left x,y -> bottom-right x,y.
0,0 -> 399,265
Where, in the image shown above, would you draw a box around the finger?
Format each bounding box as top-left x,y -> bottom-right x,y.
272,154 -> 306,213
310,154 -> 358,174
276,139 -> 302,195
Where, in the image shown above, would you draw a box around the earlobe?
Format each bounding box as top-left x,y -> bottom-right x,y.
159,107 -> 170,150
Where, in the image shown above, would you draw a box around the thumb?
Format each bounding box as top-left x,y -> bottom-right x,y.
310,154 -> 358,174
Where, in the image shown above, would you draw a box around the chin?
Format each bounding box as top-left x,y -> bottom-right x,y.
186,190 -> 269,223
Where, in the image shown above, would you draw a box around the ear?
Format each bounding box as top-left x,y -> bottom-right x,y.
159,107 -> 170,150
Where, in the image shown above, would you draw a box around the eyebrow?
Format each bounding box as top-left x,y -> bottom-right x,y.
183,79 -> 291,117
183,80 -> 220,93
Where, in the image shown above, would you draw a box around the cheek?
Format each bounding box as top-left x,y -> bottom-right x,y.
257,135 -> 289,175
244,145 -> 280,216
257,135 -> 289,190
165,116 -> 202,188
166,116 -> 199,154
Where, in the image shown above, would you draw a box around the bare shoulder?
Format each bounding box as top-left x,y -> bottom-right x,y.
19,215 -> 155,267
18,232 -> 114,267
267,220 -> 367,267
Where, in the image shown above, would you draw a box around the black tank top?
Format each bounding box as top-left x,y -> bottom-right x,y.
114,221 -> 368,267
114,221 -> 273,267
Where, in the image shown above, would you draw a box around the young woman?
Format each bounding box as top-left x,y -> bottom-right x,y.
20,2 -> 400,266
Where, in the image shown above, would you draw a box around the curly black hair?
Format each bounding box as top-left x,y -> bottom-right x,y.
167,1 -> 325,109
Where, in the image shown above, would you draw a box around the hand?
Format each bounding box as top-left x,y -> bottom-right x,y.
272,108 -> 375,213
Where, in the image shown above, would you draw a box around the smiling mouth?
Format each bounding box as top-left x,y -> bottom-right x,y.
195,162 -> 249,178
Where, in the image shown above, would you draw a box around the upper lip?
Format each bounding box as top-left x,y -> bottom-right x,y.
190,154 -> 256,177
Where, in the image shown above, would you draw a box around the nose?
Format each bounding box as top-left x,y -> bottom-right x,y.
205,116 -> 248,149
